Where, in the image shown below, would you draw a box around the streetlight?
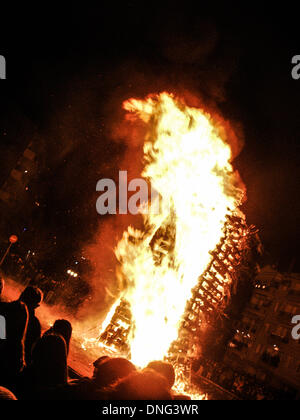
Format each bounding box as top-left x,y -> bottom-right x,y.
67,269 -> 78,278
0,235 -> 18,267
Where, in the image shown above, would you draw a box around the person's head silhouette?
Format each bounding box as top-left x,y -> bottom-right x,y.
19,286 -> 43,310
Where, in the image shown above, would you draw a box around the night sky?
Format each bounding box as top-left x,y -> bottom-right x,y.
0,2 -> 299,276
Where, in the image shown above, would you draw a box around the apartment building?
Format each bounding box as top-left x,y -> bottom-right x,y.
224,265 -> 300,394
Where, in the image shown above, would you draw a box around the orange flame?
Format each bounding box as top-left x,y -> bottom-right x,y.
113,92 -> 245,367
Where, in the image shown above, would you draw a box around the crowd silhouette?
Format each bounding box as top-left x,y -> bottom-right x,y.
0,276 -> 189,400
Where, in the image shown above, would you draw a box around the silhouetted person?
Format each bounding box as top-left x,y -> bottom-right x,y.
19,333 -> 71,400
147,360 -> 191,400
32,334 -> 68,388
93,357 -> 136,390
44,319 -> 72,354
109,368 -> 172,400
66,355 -> 111,400
147,361 -> 176,390
93,355 -> 110,369
69,356 -> 136,400
19,286 -> 43,364
0,278 -> 28,387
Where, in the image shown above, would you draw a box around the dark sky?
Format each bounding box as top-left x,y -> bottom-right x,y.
0,2 -> 299,273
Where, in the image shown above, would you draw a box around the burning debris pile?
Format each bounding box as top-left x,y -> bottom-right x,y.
167,214 -> 260,374
99,299 -> 132,356
82,92 -> 260,395
98,213 -> 260,377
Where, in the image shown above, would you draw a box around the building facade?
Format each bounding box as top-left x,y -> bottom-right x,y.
224,265 -> 300,395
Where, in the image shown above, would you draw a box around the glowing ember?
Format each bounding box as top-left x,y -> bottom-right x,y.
110,92 -> 245,367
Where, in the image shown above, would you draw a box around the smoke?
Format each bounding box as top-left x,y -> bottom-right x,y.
77,92 -> 147,320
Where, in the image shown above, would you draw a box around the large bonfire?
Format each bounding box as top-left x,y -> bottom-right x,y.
82,92 -> 259,396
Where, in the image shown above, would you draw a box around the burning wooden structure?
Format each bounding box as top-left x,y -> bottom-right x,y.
98,212 -> 261,368
82,92 -> 262,395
